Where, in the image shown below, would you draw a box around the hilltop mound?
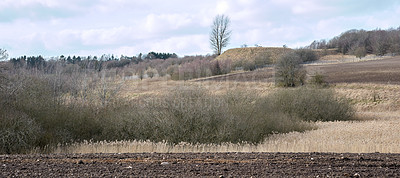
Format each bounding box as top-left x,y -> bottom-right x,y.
216,47 -> 292,65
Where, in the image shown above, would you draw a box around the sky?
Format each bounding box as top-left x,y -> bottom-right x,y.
1,0 -> 400,58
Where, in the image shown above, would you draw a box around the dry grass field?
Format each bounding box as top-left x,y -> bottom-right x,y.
216,47 -> 291,64
52,56 -> 400,154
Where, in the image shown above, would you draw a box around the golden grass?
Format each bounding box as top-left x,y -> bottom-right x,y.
120,78 -> 277,98
333,83 -> 400,112
121,79 -> 399,112
49,80 -> 400,154
216,47 -> 291,64
320,54 -> 356,61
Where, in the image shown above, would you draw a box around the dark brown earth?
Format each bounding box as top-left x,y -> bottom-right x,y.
198,57 -> 400,84
2,152 -> 400,177
313,57 -> 400,84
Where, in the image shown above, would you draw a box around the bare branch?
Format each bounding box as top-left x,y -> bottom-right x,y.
0,49 -> 8,61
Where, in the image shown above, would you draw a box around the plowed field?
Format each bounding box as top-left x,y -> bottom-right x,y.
199,57 -> 400,84
2,153 -> 400,177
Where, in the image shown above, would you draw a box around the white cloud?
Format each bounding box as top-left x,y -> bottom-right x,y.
1,0 -> 400,57
216,0 -> 229,14
291,1 -> 332,15
145,13 -> 193,33
0,0 -> 57,8
76,34 -> 210,57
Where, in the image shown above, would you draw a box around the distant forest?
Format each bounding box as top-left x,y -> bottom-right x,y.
308,27 -> 400,57
5,27 -> 400,81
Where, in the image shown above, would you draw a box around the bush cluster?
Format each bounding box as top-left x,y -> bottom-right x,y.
275,51 -> 306,87
0,66 -> 354,154
294,48 -> 319,62
267,88 -> 354,122
98,86 -> 354,144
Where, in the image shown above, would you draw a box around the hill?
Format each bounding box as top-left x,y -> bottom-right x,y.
215,47 -> 292,65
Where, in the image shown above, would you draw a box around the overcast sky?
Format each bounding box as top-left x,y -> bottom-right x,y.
1,0 -> 400,58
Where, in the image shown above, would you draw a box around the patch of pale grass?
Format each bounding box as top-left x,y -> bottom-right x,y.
121,79 -> 276,98
318,54 -> 389,63
51,112 -> 400,154
334,83 -> 400,112
261,112 -> 400,153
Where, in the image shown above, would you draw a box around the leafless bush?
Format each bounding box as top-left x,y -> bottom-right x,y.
0,65 -> 354,153
275,52 -> 306,87
0,108 -> 41,154
267,87 -> 354,122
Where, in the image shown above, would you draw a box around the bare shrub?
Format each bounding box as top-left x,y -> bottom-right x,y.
294,48 -> 319,62
354,47 -> 367,59
267,87 -> 355,122
0,66 -> 354,153
146,68 -> 157,78
131,86 -> 315,144
254,52 -> 271,68
309,73 -> 329,88
0,108 -> 41,154
275,52 -> 306,87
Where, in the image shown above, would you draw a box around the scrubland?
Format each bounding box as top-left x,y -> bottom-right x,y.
2,56 -> 400,154
51,80 -> 400,154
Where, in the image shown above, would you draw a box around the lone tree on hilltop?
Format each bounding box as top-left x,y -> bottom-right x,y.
210,15 -> 231,55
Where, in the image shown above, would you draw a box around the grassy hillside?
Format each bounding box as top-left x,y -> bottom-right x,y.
216,47 -> 292,65
312,48 -> 339,58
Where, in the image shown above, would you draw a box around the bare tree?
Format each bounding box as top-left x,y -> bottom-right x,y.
210,15 -> 231,55
0,49 -> 8,61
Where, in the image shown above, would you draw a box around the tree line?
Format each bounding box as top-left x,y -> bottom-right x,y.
308,27 -> 400,58
6,52 -> 231,81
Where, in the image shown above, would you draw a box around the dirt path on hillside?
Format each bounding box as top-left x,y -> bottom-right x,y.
2,152 -> 400,177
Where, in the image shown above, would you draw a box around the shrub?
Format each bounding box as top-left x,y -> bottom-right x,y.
354,47 -> 367,59
0,108 -> 42,154
0,67 -> 355,153
254,52 -> 272,68
267,87 -> 354,122
0,69 -> 112,153
295,48 -> 319,62
146,68 -> 157,78
243,60 -> 256,71
275,52 -> 306,87
309,73 -> 329,87
134,86 -> 314,144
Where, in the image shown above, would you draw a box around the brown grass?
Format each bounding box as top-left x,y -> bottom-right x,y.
216,47 -> 291,64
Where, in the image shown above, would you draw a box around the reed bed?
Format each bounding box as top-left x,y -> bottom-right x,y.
50,112 -> 400,154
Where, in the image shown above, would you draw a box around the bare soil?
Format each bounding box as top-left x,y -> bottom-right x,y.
200,57 -> 400,84
2,152 -> 400,177
312,57 -> 400,84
